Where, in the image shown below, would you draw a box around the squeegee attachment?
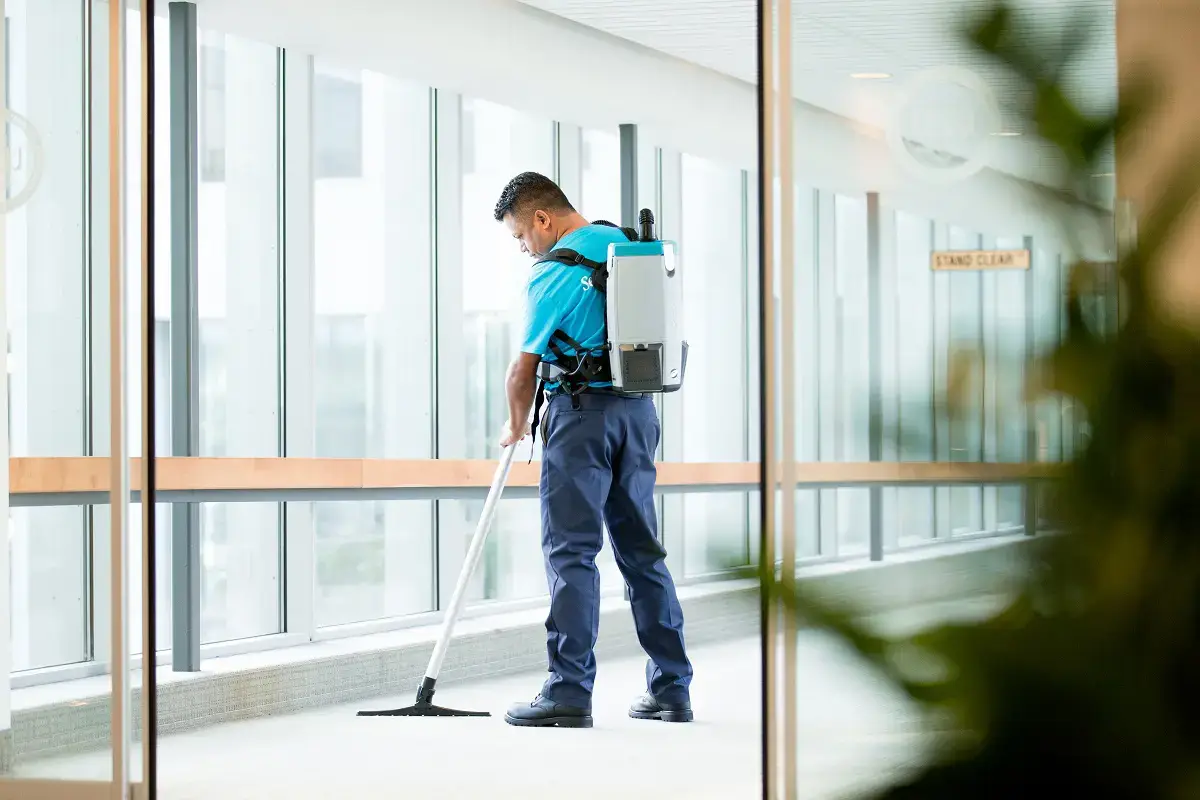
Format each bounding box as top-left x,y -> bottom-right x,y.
357,444 -> 518,719
356,676 -> 489,717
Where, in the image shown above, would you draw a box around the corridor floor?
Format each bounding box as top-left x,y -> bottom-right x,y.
18,597 -> 1000,799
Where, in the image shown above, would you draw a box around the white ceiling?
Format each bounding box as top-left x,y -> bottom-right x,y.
517,0 -> 1118,187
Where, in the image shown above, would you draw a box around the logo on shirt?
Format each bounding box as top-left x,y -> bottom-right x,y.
580,275 -> 593,291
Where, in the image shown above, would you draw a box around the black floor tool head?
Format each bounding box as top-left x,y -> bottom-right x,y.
357,703 -> 490,717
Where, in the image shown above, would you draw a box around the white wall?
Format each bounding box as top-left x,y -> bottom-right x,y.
193,0 -> 1113,256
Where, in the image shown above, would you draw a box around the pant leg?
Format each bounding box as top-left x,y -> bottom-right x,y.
603,396 -> 693,703
538,394 -> 612,707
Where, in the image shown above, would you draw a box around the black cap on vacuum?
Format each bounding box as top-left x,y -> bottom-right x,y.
638,208 -> 657,242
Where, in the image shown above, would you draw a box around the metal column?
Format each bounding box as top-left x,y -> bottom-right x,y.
619,123 -> 638,229
618,122 -> 638,603
1022,234 -> 1038,537
866,192 -> 884,561
169,0 -> 201,672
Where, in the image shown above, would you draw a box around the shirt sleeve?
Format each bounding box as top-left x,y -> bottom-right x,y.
519,267 -> 571,356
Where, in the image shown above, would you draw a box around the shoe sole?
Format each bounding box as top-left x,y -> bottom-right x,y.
504,713 -> 593,728
629,708 -> 694,723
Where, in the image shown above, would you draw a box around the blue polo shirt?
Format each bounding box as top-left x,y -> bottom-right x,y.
520,224 -> 628,388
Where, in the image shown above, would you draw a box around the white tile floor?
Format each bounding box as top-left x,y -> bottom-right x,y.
15,596 -> 1003,799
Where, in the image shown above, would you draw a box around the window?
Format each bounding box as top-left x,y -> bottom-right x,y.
988,234 -> 1028,530
673,154 -> 750,576
4,0 -> 90,671
785,183 -> 820,559
308,64 -> 434,628
312,69 -> 364,179
944,225 -> 985,535
888,210 -> 937,545
1032,246 -> 1063,465
827,194 -> 871,555
203,48 -> 364,183
580,128 -> 620,222
199,41 -> 226,182
195,32 -> 283,643
449,97 -> 555,604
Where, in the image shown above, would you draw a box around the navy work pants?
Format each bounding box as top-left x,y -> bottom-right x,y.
538,390 -> 693,708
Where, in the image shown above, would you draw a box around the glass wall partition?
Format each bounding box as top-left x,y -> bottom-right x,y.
3,0 -> 159,794
0,0 -> 1126,795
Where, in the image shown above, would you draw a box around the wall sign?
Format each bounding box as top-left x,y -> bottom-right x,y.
930,249 -> 1030,271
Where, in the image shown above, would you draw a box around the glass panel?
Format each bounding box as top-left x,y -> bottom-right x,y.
310,63 -> 435,626
947,226 -> 984,535
833,194 -> 870,556
577,127 -> 625,592
5,0 -> 89,675
454,98 -> 555,604
892,211 -> 936,545
792,184 -> 819,558
198,502 -> 281,643
580,128 -> 620,222
781,0 -> 1118,789
11,0 -> 142,784
196,32 -> 283,641
992,235 -> 1026,529
314,502 -> 434,628
1033,247 -> 1063,466
677,154 -> 749,576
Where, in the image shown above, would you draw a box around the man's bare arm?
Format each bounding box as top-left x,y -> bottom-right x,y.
502,352 -> 541,444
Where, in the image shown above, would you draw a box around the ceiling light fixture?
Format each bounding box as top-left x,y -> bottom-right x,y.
1092,172 -> 1115,178
990,131 -> 1022,137
850,72 -> 892,79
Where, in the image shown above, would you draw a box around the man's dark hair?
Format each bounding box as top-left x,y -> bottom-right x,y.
493,171 -> 575,222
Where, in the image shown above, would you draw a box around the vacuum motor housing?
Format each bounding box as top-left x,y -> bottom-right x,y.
604,237 -> 687,394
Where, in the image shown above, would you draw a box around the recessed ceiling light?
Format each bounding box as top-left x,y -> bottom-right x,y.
850,72 -> 892,80
990,131 -> 1022,137
1092,172 -> 1115,178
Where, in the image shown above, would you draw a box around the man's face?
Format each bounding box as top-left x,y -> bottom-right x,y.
503,209 -> 556,259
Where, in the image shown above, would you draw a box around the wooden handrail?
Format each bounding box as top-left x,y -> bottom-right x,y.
7,457 -> 1057,495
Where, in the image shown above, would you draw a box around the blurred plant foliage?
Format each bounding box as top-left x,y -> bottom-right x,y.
767,4 -> 1200,798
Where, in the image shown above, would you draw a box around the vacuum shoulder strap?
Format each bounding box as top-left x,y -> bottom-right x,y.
541,249 -> 608,293
541,248 -> 605,271
539,222 -> 639,290
591,219 -> 640,242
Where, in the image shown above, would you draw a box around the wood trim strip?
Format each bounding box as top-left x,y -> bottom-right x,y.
8,457 -> 1057,495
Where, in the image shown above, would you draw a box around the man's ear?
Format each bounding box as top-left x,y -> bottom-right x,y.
534,210 -> 550,230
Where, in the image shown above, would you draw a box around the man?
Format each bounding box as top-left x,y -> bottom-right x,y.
494,171 -> 694,729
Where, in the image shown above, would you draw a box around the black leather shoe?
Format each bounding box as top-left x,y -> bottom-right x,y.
504,694 -> 593,728
629,693 -> 693,723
